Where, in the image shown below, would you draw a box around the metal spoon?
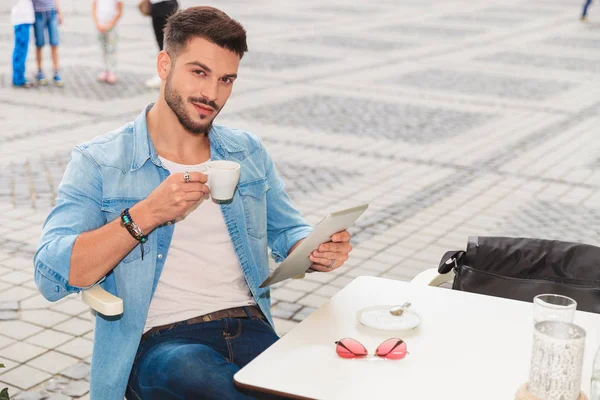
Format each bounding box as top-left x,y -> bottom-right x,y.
390,302 -> 411,316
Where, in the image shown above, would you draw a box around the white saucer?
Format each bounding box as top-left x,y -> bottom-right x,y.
357,305 -> 422,331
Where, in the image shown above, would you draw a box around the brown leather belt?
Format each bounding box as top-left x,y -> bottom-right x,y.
141,306 -> 265,343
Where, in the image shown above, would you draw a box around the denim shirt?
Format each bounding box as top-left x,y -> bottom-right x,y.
34,105 -> 312,400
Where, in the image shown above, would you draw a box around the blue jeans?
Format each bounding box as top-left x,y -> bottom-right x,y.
583,0 -> 593,17
34,10 -> 59,47
12,24 -> 31,86
125,314 -> 279,400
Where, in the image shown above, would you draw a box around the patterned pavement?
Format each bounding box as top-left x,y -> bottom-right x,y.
1,0 -> 600,397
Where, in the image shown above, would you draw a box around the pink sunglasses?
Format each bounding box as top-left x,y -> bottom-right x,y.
335,338 -> 407,360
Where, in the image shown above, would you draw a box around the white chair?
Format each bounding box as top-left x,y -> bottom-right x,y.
410,268 -> 454,287
82,285 -> 123,316
410,249 -> 458,287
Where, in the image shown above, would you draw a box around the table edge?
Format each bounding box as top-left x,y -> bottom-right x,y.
233,374 -> 317,400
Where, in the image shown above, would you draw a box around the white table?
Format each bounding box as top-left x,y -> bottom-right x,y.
234,276 -> 600,400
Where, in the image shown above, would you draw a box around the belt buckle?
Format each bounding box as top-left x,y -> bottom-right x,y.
201,315 -> 211,322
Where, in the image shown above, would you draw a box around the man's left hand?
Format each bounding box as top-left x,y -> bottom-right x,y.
309,230 -> 352,272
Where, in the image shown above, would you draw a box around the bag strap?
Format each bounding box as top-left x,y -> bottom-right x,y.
438,250 -> 465,274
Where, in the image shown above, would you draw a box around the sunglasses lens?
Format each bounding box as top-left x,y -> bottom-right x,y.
375,338 -> 407,360
336,338 -> 368,358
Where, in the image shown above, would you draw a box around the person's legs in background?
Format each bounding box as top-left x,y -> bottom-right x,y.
105,29 -> 119,84
146,0 -> 179,88
582,0 -> 593,21
47,10 -> 63,86
33,11 -> 47,85
151,8 -> 169,52
97,32 -> 109,83
12,24 -> 32,88
97,29 -> 118,84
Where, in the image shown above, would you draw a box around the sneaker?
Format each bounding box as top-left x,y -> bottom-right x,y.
53,72 -> 64,87
36,71 -> 48,86
97,71 -> 108,83
106,72 -> 118,85
13,81 -> 33,89
145,75 -> 162,89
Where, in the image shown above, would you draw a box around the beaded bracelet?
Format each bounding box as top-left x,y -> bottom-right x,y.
120,208 -> 148,260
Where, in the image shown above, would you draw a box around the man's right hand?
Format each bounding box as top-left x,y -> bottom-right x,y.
132,172 -> 210,232
67,171 -> 209,288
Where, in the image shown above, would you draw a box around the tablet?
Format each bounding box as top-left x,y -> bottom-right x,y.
259,204 -> 369,288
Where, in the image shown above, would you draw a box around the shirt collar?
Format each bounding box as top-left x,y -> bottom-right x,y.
130,104 -> 246,171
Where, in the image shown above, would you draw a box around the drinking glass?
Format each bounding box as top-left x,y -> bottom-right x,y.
533,294 -> 576,324
528,321 -> 586,400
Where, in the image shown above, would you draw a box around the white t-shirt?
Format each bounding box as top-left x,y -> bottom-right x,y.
143,157 -> 255,333
11,0 -> 34,26
95,0 -> 121,25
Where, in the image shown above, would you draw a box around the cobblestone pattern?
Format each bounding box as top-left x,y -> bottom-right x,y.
373,24 -> 485,38
542,36 -> 600,50
289,35 -> 413,51
392,69 -> 575,100
479,51 -> 600,73
0,153 -> 67,209
33,66 -> 151,101
442,13 -> 526,25
499,201 -> 600,243
233,94 -> 495,142
275,162 -> 363,201
241,51 -> 336,70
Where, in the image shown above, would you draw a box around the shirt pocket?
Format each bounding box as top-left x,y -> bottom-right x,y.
101,198 -> 151,263
237,178 -> 270,240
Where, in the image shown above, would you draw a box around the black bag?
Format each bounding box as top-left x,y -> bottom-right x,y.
437,236 -> 600,314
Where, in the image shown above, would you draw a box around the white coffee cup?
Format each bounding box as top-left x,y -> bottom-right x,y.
202,160 -> 241,201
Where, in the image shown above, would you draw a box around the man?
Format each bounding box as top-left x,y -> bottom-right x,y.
34,6 -> 353,400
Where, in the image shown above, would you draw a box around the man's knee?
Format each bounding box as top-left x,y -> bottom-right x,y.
137,343 -> 243,399
167,346 -> 238,388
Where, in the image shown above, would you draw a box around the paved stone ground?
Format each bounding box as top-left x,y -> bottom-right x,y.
1,0 -> 600,397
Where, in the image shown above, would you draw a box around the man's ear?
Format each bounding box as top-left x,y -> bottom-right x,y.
157,50 -> 172,80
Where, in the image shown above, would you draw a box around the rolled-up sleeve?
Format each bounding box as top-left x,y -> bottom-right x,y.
34,147 -> 106,302
260,141 -> 313,262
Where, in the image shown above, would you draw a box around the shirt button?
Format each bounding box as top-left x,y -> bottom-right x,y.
157,254 -> 163,259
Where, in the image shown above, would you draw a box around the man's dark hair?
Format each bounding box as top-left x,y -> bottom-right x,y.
164,6 -> 248,59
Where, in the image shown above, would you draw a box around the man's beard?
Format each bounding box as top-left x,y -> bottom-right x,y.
164,73 -> 221,135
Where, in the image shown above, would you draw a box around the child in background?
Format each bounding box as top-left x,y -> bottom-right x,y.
93,0 -> 123,84
11,0 -> 35,88
32,0 -> 63,86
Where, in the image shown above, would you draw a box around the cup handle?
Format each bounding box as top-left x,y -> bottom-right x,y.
202,170 -> 211,186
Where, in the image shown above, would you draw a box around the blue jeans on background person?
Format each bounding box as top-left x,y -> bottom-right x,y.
33,9 -> 59,47
582,0 -> 593,17
12,24 -> 31,86
125,314 -> 279,400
